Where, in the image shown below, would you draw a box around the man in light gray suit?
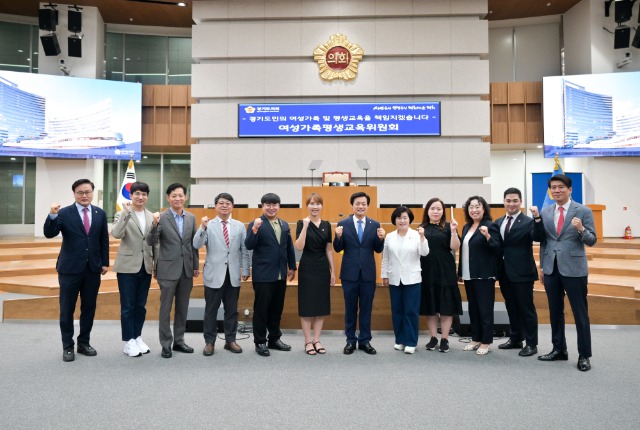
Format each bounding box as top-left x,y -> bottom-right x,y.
146,183 -> 200,359
530,174 -> 596,371
112,181 -> 157,358
193,192 -> 250,356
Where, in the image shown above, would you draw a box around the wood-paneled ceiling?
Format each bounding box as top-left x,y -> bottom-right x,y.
0,0 -> 584,28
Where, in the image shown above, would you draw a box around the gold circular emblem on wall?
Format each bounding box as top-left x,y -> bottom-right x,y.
313,34 -> 364,81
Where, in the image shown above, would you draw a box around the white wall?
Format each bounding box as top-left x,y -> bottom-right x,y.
191,0 -> 491,208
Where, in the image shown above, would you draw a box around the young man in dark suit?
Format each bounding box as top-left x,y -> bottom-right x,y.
492,187 -> 539,357
245,193 -> 297,357
531,174 -> 596,372
333,192 -> 385,355
43,179 -> 109,362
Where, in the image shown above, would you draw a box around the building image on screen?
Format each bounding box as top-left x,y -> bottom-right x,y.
544,71 -> 640,158
0,75 -> 46,144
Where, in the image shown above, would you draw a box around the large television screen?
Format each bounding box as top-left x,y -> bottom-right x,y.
238,102 -> 441,137
0,70 -> 141,160
543,71 -> 640,157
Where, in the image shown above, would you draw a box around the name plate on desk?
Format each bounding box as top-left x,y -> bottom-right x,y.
329,182 -> 348,186
238,102 -> 441,137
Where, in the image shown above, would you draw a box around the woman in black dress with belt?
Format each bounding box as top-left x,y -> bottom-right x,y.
420,198 -> 462,353
295,193 -> 335,355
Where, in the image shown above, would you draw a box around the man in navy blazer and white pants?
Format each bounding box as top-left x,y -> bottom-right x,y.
531,174 -> 596,372
44,179 -> 109,362
333,192 -> 385,355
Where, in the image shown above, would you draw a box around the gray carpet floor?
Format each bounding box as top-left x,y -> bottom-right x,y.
0,321 -> 638,429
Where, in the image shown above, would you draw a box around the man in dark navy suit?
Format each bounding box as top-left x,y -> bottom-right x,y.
333,192 -> 385,355
492,187 -> 539,357
44,179 -> 109,362
245,193 -> 297,357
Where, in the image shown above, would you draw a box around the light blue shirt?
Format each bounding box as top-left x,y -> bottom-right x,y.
170,207 -> 185,237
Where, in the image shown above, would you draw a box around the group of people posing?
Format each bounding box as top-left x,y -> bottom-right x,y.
45,174 -> 595,372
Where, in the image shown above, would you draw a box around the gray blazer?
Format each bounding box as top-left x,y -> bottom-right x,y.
112,208 -> 157,274
146,209 -> 199,281
534,201 -> 596,277
193,217 -> 250,289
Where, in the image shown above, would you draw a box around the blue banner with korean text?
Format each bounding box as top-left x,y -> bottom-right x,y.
238,102 -> 441,137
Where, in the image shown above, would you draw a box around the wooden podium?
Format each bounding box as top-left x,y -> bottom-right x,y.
301,186 -> 378,221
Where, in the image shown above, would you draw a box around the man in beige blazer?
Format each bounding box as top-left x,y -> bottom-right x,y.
193,192 -> 250,356
112,182 -> 157,358
146,183 -> 200,358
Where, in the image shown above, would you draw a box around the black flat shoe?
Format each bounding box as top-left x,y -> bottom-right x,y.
63,347 -> 75,362
519,345 -> 538,357
267,339 -> 292,351
343,343 -> 356,355
538,350 -> 568,361
172,343 -> 194,353
358,342 -> 377,355
498,339 -> 523,350
255,343 -> 270,357
577,355 -> 591,371
161,347 -> 172,358
77,343 -> 97,356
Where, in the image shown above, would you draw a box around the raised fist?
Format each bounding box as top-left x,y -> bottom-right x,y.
335,225 -> 343,238
123,201 -> 132,213
479,226 -> 489,237
377,227 -> 386,239
252,218 -> 263,232
418,226 -> 425,236
50,203 -> 61,214
529,206 -> 540,218
152,212 -> 161,225
302,217 -> 310,228
450,218 -> 458,230
201,216 -> 209,229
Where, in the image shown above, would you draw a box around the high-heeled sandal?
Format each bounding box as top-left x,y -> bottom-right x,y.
313,341 -> 326,354
476,345 -> 490,355
305,342 -> 317,355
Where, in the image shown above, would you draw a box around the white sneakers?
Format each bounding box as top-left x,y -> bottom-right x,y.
123,339 -> 142,357
404,346 -> 416,354
135,336 -> 150,354
394,343 -> 405,351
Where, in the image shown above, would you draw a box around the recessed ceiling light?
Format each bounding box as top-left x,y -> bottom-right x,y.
177,2 -> 186,6
537,145 -> 542,149
17,49 -> 23,53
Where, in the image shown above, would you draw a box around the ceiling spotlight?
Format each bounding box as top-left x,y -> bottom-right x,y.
177,2 -> 186,6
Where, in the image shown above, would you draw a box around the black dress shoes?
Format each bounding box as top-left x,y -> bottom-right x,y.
519,345 -> 538,357
63,347 -> 75,362
77,343 -> 97,356
255,343 -> 270,356
161,347 -> 172,358
498,339 -> 523,350
538,350 -> 569,361
577,355 -> 591,371
267,339 -> 292,351
358,342 -> 377,355
343,343 -> 356,355
172,343 -> 194,353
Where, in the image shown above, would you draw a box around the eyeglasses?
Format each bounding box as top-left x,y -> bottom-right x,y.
132,192 -> 148,197
75,191 -> 93,196
263,203 -> 279,208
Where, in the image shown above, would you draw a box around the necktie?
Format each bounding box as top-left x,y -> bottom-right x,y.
222,220 -> 230,247
557,206 -> 564,236
357,219 -> 363,243
505,215 -> 513,238
82,207 -> 90,235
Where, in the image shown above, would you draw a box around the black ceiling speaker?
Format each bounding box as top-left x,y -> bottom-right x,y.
68,36 -> 82,58
40,34 -> 61,56
614,26 -> 631,49
615,0 -> 632,23
68,10 -> 82,33
38,8 -> 58,32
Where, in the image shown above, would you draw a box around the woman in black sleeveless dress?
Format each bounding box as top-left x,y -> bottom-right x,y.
419,198 -> 462,353
295,193 -> 335,355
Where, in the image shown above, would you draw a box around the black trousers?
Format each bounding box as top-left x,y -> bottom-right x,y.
58,267 -> 101,350
500,277 -> 538,346
203,269 -> 240,344
544,260 -> 592,357
252,280 -> 287,344
464,279 -> 496,344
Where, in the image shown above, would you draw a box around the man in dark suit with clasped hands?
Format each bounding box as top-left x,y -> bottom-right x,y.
531,174 -> 596,372
44,179 -> 109,362
333,191 -> 385,355
146,183 -> 199,359
245,193 -> 297,357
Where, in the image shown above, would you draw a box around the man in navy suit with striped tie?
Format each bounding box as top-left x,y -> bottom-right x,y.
44,179 -> 110,362
334,192 -> 385,355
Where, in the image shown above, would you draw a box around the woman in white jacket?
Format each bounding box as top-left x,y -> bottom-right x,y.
381,206 -> 429,354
